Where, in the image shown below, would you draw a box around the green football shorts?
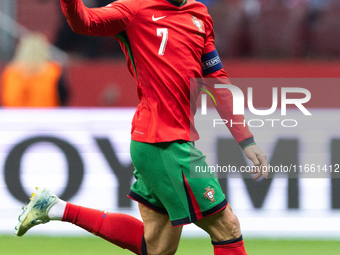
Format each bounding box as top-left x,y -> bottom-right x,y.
128,140 -> 228,227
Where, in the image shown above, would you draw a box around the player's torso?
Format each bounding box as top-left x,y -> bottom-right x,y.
119,0 -> 210,142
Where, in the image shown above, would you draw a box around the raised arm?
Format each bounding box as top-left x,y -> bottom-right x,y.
60,0 -> 139,36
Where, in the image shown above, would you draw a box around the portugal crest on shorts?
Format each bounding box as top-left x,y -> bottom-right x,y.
192,16 -> 205,33
204,186 -> 216,203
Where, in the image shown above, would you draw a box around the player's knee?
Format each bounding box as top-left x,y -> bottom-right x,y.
196,206 -> 241,242
211,206 -> 241,241
223,209 -> 241,239
222,206 -> 241,239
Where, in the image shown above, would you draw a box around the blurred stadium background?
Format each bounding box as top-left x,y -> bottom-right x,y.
1,0 -> 340,254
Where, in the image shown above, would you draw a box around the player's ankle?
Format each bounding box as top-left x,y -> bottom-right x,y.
48,200 -> 67,221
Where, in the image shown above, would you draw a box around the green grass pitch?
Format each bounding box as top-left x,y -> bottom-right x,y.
1,236 -> 340,255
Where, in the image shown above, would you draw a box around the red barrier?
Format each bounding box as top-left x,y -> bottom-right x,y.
68,59 -> 340,108
68,60 -> 137,107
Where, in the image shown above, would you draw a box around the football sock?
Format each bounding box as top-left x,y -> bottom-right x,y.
213,235 -> 247,255
48,200 -> 67,220
62,203 -> 144,254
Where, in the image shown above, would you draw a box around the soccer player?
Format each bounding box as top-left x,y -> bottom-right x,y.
15,0 -> 269,254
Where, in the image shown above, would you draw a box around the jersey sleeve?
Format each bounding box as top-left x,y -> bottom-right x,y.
60,0 -> 140,36
202,14 -> 216,55
204,70 -> 255,149
201,15 -> 255,149
201,15 -> 223,77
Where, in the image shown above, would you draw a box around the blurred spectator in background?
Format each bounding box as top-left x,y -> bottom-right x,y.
54,0 -> 122,58
0,33 -> 68,107
208,0 -> 340,58
196,0 -> 217,7
306,0 -> 340,56
209,0 -> 250,58
35,0 -> 340,59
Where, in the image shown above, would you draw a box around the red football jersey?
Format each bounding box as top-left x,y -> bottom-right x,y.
60,0 -> 254,146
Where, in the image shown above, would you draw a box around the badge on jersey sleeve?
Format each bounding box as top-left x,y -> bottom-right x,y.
192,16 -> 205,33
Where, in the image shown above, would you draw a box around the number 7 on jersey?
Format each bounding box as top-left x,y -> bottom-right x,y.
157,28 -> 168,56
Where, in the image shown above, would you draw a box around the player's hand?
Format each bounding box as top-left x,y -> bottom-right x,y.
243,144 -> 268,180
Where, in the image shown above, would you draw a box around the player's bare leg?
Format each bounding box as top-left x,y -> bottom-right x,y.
139,203 -> 182,255
195,204 -> 241,241
195,204 -> 247,255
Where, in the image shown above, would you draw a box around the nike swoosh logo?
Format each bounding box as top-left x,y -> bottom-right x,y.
152,15 -> 166,22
